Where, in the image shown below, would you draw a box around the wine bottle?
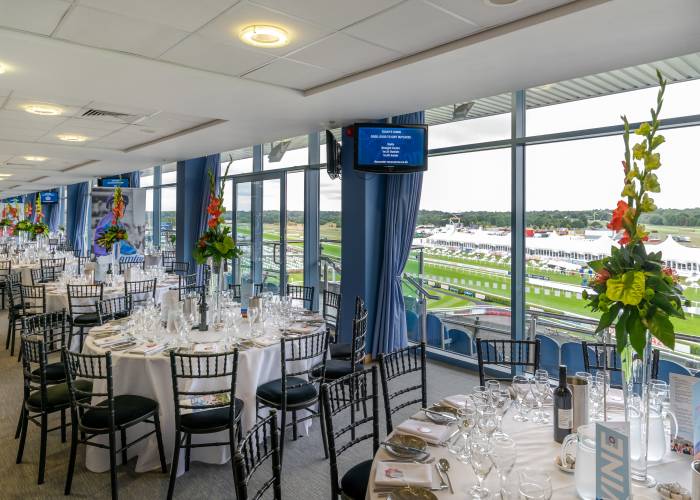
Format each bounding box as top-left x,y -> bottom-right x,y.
553,364 -> 573,443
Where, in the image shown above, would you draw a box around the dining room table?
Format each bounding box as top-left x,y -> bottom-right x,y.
366,394 -> 693,499
80,312 -> 327,476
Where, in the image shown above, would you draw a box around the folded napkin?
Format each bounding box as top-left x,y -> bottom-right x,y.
395,419 -> 454,445
129,342 -> 167,355
287,324 -> 315,334
193,344 -> 218,353
252,337 -> 279,347
375,462 -> 433,489
442,394 -> 469,409
93,333 -> 131,347
90,324 -> 122,334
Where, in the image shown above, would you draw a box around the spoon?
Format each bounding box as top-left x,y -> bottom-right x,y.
438,458 -> 454,494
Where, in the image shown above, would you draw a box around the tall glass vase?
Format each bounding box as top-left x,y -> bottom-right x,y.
207,257 -> 225,324
623,330 -> 654,487
112,242 -> 121,277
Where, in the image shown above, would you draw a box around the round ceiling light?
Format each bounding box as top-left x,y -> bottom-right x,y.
23,156 -> 47,162
0,63 -> 7,74
239,25 -> 289,48
57,134 -> 88,142
23,103 -> 64,116
485,0 -> 520,5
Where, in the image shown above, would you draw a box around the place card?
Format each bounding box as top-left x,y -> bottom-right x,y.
669,373 -> 700,456
595,421 -> 630,500
374,462 -> 433,489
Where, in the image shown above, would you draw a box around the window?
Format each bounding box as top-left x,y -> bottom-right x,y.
287,171 -> 305,287
263,135 -> 308,170
161,186 -> 176,244
161,163 -> 177,185
221,147 -> 254,176
320,142 -> 342,287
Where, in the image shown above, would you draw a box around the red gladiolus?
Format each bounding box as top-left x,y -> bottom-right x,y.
622,160 -> 629,174
619,231 -> 631,246
608,200 -> 628,231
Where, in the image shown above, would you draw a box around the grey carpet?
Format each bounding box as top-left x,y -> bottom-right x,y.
0,311 -> 478,499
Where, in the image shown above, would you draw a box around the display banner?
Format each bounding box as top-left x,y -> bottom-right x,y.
90,187 -> 146,257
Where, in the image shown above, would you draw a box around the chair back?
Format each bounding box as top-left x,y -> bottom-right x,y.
125,278 -> 156,305
161,250 -> 176,269
582,341 -> 625,387
67,283 -> 104,317
350,296 -> 368,368
447,328 -> 472,356
476,338 -> 540,385
321,367 -> 379,500
22,310 -> 69,356
170,350 -> 239,432
228,283 -> 242,301
405,310 -> 420,343
378,342 -> 427,434
97,295 -> 133,324
233,412 -> 281,500
280,330 -> 329,399
76,256 -> 90,274
0,259 -> 11,277
20,284 -> 46,316
63,350 -> 115,430
287,284 -> 314,310
48,238 -> 59,251
40,257 -> 66,273
171,261 -> 189,275
20,336 -> 52,409
322,290 -> 341,337
426,313 -> 444,347
179,274 -> 200,301
6,272 -> 21,308
651,350 -> 691,383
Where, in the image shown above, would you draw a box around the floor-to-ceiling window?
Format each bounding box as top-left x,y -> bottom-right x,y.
319,130 -> 342,292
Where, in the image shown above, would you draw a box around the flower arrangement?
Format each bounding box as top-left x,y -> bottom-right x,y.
24,201 -> 32,219
32,194 -> 48,236
96,186 -> 129,251
583,70 -> 687,358
193,160 -> 242,264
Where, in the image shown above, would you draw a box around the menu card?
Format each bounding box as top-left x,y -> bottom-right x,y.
595,421 -> 630,500
669,373 -> 698,455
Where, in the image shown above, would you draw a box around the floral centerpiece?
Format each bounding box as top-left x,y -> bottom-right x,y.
96,186 -> 129,252
582,70 -> 687,483
15,219 -> 33,233
32,194 -> 49,237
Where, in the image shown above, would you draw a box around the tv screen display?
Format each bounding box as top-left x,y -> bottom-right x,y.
354,123 -> 427,173
99,177 -> 130,188
40,192 -> 58,203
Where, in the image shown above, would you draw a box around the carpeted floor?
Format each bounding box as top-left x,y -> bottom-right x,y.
0,311 -> 478,499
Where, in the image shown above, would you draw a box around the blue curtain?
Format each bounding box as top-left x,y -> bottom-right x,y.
66,182 -> 89,255
370,111 -> 425,357
126,170 -> 140,188
25,194 -> 37,222
47,190 -> 60,232
197,154 -> 220,282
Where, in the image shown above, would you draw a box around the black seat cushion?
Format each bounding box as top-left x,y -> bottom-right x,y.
82,394 -> 158,429
341,459 -> 373,500
256,377 -> 318,406
27,379 -> 92,411
32,361 -> 66,382
330,343 -> 352,360
72,312 -> 100,326
318,359 -> 363,381
180,398 -> 244,431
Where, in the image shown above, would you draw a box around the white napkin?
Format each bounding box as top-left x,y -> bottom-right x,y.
193,344 -> 218,353
442,394 -> 469,409
93,333 -> 131,347
252,337 -> 278,347
395,419 -> 454,445
130,342 -> 167,355
287,324 -> 315,334
374,462 -> 433,488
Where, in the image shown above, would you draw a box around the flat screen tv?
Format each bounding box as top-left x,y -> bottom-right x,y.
40,191 -> 58,203
354,123 -> 427,173
325,130 -> 341,179
99,177 -> 130,188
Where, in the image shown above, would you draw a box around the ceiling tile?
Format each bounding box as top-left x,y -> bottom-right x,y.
51,118 -> 128,135
287,33 -> 401,74
54,5 -> 190,58
0,0 -> 71,35
428,0 -> 574,28
0,126 -> 48,142
135,113 -> 211,135
77,0 -> 239,32
343,0 -> 479,54
243,59 -> 339,90
161,34 -> 274,76
197,2 -> 333,57
0,110 -> 66,131
89,128 -> 170,150
248,0 -> 404,30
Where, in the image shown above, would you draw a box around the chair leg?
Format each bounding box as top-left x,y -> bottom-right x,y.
154,413 -> 167,473
65,418 -> 79,495
185,434 -> 191,472
320,402 -> 329,459
279,409 -> 286,463
60,408 -> 67,443
79,327 -> 85,352
120,428 -> 128,465
166,431 -> 181,500
38,413 -> 48,484
15,407 -> 28,464
5,312 -> 11,350
292,410 -> 298,441
15,406 -> 24,439
9,316 -> 15,356
108,431 -> 119,500
228,426 -> 237,482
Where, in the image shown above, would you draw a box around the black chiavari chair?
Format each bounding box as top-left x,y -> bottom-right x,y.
67,284 -> 104,352
233,412 -> 281,500
286,284 -> 315,310
124,278 -> 157,307
321,367 -> 379,500
170,261 -> 190,275
31,268 -> 48,285
63,350 -> 167,499
319,297 -> 367,382
256,329 -> 329,460
0,259 -> 12,309
118,256 -> 145,274
167,350 -> 244,499
5,273 -> 23,356
582,341 -> 660,389
40,257 -> 65,274
76,256 -> 90,274
48,238 -> 59,252
161,250 -> 176,269
378,341 -> 428,434
323,290 -> 342,348
178,273 -> 199,301
227,283 -> 242,301
96,296 -> 133,324
17,334 -> 91,484
476,338 -> 541,386
20,284 -> 46,317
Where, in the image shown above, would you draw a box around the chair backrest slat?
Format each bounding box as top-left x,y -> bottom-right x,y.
233,412 -> 281,500
476,338 -> 541,386
378,342 -> 427,434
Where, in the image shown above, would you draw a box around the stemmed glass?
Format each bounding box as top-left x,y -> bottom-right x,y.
477,405 -> 498,439
455,405 -> 477,464
512,375 -> 532,422
491,436 -> 517,497
247,304 -> 259,338
469,437 -> 494,499
492,389 -> 512,437
473,385 -> 491,406
531,370 -> 552,424
590,372 -> 608,421
517,469 -> 552,499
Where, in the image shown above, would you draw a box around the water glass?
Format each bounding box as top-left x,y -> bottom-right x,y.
517,469 -> 552,499
477,405 -> 498,439
469,437 -> 494,499
456,405 -> 477,464
491,436 -> 518,495
532,369 -> 552,424
492,389 -> 512,437
512,375 -> 532,422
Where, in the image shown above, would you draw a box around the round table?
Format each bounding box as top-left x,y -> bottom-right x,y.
366,397 -> 692,499
81,320 -> 326,475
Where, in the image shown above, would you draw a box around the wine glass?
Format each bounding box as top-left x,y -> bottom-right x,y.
517,469 -> 552,499
532,369 -> 551,424
492,389 -> 512,437
473,385 -> 491,405
469,437 -> 494,499
486,379 -> 501,399
248,304 -> 259,338
456,405 -> 477,464
491,436 -> 518,497
477,405 -> 498,439
590,372 -> 607,421
512,375 -> 531,422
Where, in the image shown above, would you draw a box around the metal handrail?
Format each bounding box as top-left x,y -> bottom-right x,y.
404,274 -> 440,300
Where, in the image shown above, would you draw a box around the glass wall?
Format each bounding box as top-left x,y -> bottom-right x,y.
138,164 -> 177,249
320,135 -> 342,291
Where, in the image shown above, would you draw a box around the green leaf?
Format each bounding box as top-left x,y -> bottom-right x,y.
620,344 -> 634,383
648,313 -> 675,351
606,271 -> 646,306
596,302 -> 621,333
588,259 -> 607,272
614,307 -> 629,353
627,308 -> 646,357
651,293 -> 684,319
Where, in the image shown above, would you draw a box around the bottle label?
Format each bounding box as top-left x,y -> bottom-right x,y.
558,409 -> 572,429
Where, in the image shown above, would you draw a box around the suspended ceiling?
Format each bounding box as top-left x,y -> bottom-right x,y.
0,0 -> 699,197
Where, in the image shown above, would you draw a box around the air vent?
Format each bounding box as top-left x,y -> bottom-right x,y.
81,108 -> 141,124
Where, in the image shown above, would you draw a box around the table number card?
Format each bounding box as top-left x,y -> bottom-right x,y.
669,373 -> 699,456
693,381 -> 700,460
596,422 -> 631,500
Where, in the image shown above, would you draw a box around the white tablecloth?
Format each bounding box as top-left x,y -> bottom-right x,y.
367,401 -> 692,499
82,322 -> 325,475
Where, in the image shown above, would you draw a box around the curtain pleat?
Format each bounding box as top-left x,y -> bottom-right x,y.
66,182 -> 90,256
196,154 -> 221,282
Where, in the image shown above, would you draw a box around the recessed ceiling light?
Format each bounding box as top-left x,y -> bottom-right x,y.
0,63 -> 7,74
485,0 -> 520,5
239,25 -> 289,48
23,156 -> 47,162
57,134 -> 88,142
0,174 -> 13,178
23,103 -> 64,116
